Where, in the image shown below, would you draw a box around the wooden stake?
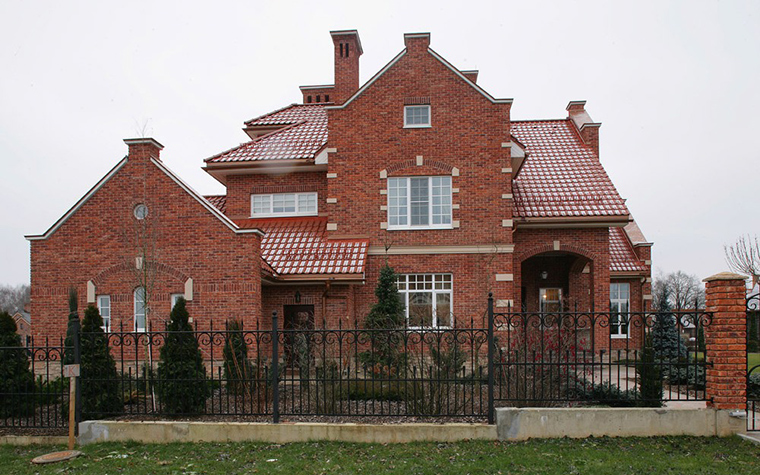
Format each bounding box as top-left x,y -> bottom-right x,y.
68,375 -> 76,450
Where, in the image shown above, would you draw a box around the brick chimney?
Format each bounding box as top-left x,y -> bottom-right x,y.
404,32 -> 431,54
124,137 -> 164,162
566,101 -> 601,157
331,30 -> 362,104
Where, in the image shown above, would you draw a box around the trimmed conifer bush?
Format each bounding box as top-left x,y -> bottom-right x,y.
63,287 -> 79,365
637,333 -> 663,407
361,264 -> 406,373
0,311 -> 34,416
223,319 -> 254,395
80,305 -> 122,419
157,297 -> 208,414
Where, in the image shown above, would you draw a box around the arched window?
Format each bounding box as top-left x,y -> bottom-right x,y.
134,287 -> 147,332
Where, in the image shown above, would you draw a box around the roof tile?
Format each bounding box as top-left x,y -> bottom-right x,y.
511,120 -> 629,218
610,227 -> 647,273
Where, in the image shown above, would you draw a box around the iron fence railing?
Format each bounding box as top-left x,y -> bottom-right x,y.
0,339 -> 69,430
0,298 -> 716,430
491,304 -> 713,407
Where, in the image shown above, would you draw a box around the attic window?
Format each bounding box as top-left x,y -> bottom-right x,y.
316,95 -> 321,103
404,105 -> 431,128
307,96 -> 312,103
133,204 -> 148,220
325,94 -> 329,103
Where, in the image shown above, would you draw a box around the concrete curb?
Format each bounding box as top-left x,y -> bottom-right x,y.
0,435 -> 68,446
78,421 -> 498,445
496,407 -> 746,440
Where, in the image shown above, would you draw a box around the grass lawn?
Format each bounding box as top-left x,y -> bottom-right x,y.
2,437 -> 759,474
750,353 -> 760,370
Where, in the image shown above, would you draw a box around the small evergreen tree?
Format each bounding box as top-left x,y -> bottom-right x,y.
223,319 -> 253,395
80,305 -> 122,419
361,264 -> 406,373
637,333 -> 663,407
365,264 -> 406,329
0,311 -> 34,416
63,287 -> 79,365
157,297 -> 208,414
651,288 -> 687,362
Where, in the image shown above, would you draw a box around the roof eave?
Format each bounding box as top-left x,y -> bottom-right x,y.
514,216 -> 631,229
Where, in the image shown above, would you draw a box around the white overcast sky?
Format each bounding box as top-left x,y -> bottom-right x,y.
1,0 -> 758,286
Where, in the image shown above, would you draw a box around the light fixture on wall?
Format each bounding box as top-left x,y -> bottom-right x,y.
540,271 -> 548,280
294,290 -> 301,303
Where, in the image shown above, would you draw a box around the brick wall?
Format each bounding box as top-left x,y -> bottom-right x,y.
225,172 -> 328,221
29,141 -> 263,342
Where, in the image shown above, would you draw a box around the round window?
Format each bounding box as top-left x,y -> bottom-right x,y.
133,204 -> 149,220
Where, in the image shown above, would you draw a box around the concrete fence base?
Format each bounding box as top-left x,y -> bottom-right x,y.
77,421 -> 497,445
496,407 -> 746,440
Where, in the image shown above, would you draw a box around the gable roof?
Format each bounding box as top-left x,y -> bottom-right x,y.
235,216 -> 368,278
205,105 -> 327,164
510,120 -> 630,220
26,155 -> 262,241
609,227 -> 648,273
326,46 -> 512,111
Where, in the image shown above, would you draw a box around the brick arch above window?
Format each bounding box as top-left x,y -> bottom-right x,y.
91,261 -> 189,287
382,159 -> 456,176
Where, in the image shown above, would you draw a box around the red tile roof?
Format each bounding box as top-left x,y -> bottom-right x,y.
609,227 -> 647,273
511,120 -> 629,219
236,217 -> 368,276
203,195 -> 227,214
206,105 -> 327,163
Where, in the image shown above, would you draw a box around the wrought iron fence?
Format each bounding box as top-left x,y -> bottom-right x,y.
1,299 -> 716,430
0,338 -> 69,431
491,300 -> 713,407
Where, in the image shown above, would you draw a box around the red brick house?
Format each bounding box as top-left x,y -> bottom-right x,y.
27,30 -> 651,345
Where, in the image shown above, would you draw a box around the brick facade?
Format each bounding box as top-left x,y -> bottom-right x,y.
29,30 -> 651,352
28,139 -> 263,343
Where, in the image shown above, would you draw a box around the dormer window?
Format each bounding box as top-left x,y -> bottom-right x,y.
251,192 -> 318,217
404,105 -> 431,128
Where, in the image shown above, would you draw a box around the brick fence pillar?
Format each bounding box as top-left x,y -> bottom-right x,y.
703,272 -> 747,410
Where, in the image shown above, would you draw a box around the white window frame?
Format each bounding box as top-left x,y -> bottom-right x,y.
171,293 -> 184,310
610,282 -> 631,338
250,192 -> 318,218
387,176 -> 452,230
97,295 -> 111,333
403,105 -> 431,128
134,287 -> 147,333
396,273 -> 453,328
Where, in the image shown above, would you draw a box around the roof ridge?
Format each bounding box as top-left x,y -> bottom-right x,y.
244,103 -> 300,125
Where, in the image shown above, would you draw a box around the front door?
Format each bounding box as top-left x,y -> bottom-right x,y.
283,305 -> 315,367
539,288 -> 562,313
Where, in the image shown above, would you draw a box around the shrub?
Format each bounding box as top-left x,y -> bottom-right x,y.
157,298 -> 208,414
80,305 -> 122,419
571,380 -> 638,407
637,334 -> 663,407
749,373 -> 760,400
0,311 -> 35,416
223,319 -> 254,396
62,287 -> 79,365
360,264 -> 406,374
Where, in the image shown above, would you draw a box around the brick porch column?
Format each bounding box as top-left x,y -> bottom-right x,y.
703,272 -> 747,410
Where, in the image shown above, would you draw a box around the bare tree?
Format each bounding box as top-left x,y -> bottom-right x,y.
724,234 -> 760,287
0,284 -> 30,314
652,270 -> 705,310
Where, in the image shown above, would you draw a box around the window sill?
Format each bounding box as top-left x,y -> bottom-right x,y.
387,225 -> 453,231
403,124 -> 432,129
250,212 -> 319,219
610,334 -> 630,339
